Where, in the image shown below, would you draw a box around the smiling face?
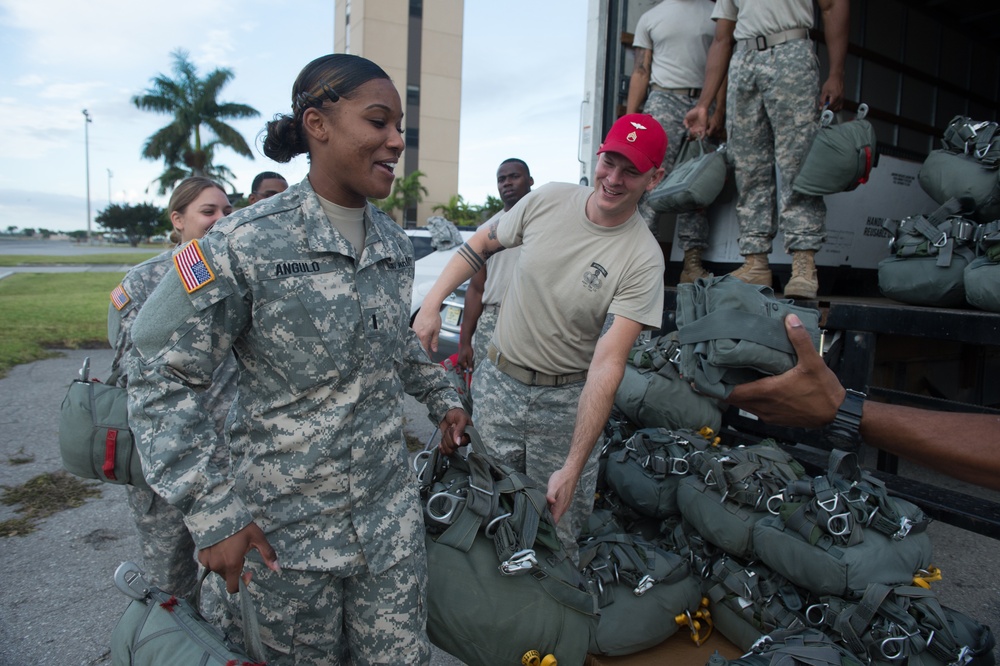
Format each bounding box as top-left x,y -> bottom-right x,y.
304,78 -> 405,207
170,186 -> 232,243
588,151 -> 664,227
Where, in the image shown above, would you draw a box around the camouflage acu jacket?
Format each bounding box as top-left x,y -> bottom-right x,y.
127,179 -> 461,573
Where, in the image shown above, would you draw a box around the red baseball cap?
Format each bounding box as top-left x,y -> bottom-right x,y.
597,113 -> 667,173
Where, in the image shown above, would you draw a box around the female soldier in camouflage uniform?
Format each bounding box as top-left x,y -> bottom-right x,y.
107,177 -> 234,598
125,54 -> 470,665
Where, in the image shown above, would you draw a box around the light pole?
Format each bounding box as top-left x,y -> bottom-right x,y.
107,168 -> 113,204
82,109 -> 92,243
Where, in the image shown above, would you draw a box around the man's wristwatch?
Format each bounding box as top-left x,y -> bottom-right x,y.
825,388 -> 866,447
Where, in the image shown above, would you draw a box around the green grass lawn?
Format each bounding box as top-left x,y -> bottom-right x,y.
0,252 -> 159,266
0,273 -> 125,376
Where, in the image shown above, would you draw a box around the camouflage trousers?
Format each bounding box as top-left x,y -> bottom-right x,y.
468,304 -> 500,413
212,553 -> 430,665
639,89 -> 712,250
471,358 -> 601,564
727,39 -> 826,255
126,484 -> 198,598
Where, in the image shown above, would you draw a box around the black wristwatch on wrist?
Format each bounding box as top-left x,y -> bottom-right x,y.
824,388 -> 866,448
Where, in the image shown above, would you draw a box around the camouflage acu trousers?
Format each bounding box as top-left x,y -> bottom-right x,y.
468,304 -> 499,413
472,358 -> 601,564
727,39 -> 826,255
214,553 -> 430,665
639,89 -> 711,250
126,485 -> 198,598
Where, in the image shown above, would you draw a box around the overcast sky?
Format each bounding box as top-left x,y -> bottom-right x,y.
0,1 -> 588,233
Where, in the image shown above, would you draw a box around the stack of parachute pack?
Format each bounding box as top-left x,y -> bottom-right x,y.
413,277 -> 995,666
879,115 -> 1000,310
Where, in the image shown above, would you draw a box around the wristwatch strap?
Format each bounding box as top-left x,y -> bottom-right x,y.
825,389 -> 866,447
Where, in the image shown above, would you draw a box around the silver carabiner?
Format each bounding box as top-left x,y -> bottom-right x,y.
425,491 -> 464,525
114,561 -> 151,601
805,603 -> 828,626
412,449 -> 433,477
817,494 -> 839,513
484,511 -> 513,538
766,493 -> 785,515
670,457 -> 689,475
880,636 -> 908,660
827,513 -> 852,537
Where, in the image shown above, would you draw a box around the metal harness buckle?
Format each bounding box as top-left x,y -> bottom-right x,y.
499,549 -> 538,575
633,574 -> 655,596
893,516 -> 913,540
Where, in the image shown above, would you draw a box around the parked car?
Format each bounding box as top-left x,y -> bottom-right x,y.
405,224 -> 475,363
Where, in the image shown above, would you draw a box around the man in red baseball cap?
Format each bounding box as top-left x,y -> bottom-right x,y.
413,114 -> 668,562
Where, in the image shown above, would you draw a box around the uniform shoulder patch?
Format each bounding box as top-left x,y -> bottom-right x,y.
110,283 -> 130,311
173,239 -> 216,293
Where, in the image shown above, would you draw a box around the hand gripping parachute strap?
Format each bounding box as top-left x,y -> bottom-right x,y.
813,583 -> 994,666
676,276 -> 822,399
706,556 -> 811,636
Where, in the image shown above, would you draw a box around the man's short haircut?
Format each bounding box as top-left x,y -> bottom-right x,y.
251,171 -> 287,193
499,158 -> 530,178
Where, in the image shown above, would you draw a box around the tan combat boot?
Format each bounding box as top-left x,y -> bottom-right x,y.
679,248 -> 712,284
729,253 -> 772,286
784,250 -> 819,299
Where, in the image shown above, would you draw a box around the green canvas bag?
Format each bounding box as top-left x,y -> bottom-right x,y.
809,583 -> 996,666
111,561 -> 266,666
675,276 -> 822,400
602,427 -> 717,519
416,427 -> 598,666
877,198 -> 978,307
647,139 -> 728,213
58,356 -> 148,488
793,105 -> 878,196
676,442 -> 807,559
580,533 -> 702,656
615,331 -> 724,433
964,220 -> 1000,313
706,555 -> 815,652
919,116 -> 1000,223
752,451 -> 933,598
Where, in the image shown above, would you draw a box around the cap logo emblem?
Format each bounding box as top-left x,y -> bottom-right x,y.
627,131 -> 638,143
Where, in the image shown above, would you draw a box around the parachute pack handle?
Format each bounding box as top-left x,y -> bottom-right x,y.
821,103 -> 869,128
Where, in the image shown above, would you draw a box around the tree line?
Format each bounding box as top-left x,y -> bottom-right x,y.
94,50 -> 499,245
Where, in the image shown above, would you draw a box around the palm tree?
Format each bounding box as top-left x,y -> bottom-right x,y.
373,170 -> 428,225
132,49 -> 259,194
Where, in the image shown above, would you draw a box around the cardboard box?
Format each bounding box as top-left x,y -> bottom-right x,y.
584,629 -> 743,666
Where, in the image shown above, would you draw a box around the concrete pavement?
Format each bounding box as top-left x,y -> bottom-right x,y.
0,348 -> 464,666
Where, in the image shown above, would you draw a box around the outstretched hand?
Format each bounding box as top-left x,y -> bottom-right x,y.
197,522 -> 280,594
725,314 -> 846,429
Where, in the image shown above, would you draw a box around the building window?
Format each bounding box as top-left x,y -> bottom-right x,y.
407,85 -> 420,106
406,127 -> 419,148
409,0 -> 422,18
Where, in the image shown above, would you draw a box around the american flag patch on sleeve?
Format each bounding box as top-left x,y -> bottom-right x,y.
173,239 -> 216,293
110,284 -> 130,311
